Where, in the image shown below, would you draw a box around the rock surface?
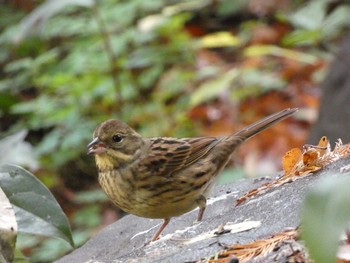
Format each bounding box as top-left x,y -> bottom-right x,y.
56,156 -> 350,263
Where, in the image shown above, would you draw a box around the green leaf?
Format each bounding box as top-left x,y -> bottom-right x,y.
281,29 -> 322,46
14,0 -> 94,42
240,69 -> 286,91
322,5 -> 350,40
0,164 -> 74,247
190,68 -> 239,106
216,0 -> 247,17
288,0 -> 327,30
72,205 -> 101,228
301,175 -> 350,263
199,32 -> 241,48
244,45 -> 318,64
74,189 -> 108,204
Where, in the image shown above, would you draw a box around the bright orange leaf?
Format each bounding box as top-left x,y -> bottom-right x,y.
282,148 -> 302,176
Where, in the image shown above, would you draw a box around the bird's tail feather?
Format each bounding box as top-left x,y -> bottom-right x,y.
231,108 -> 298,141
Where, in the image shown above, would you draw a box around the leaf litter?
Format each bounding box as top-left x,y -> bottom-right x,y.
236,136 -> 350,206
198,136 -> 350,263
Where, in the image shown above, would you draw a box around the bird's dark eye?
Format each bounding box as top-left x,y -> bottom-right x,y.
112,134 -> 123,143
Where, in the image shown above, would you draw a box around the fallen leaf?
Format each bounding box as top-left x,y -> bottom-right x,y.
283,148 -> 302,176
237,136 -> 350,206
302,148 -> 319,166
205,229 -> 298,263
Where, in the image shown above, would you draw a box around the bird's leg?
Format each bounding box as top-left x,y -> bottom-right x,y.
151,218 -> 170,242
196,195 -> 207,222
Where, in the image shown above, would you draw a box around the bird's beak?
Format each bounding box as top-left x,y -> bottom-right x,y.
87,137 -> 107,155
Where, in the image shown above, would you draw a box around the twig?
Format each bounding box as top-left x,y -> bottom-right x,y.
92,0 -> 122,106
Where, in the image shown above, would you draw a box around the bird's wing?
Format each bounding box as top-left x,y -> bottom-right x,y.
138,137 -> 220,177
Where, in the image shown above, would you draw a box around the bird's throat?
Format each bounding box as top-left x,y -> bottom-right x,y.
95,150 -> 134,172
95,154 -> 116,172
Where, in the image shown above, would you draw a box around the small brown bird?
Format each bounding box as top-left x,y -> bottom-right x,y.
87,108 -> 297,242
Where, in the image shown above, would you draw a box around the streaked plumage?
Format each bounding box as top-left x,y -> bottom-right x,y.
88,108 -> 297,242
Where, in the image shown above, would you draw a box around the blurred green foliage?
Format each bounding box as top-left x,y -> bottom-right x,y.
2,0 -> 349,170
283,0 -> 350,46
302,175 -> 350,263
1,0 -> 200,169
1,1 -> 202,261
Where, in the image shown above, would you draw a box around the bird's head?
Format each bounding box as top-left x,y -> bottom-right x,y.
87,120 -> 143,170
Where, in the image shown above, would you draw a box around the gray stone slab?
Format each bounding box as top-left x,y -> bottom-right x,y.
56,156 -> 350,263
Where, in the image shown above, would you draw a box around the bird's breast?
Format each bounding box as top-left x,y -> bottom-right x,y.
98,169 -> 136,213
98,158 -> 224,219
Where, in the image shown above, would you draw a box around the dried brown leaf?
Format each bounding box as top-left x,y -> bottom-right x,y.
283,148 -> 302,176
205,229 -> 298,263
236,136 -> 350,206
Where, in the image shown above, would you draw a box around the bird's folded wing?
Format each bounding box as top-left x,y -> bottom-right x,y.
139,137 -> 220,177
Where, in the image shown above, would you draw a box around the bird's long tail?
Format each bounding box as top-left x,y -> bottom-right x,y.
231,108 -> 298,141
